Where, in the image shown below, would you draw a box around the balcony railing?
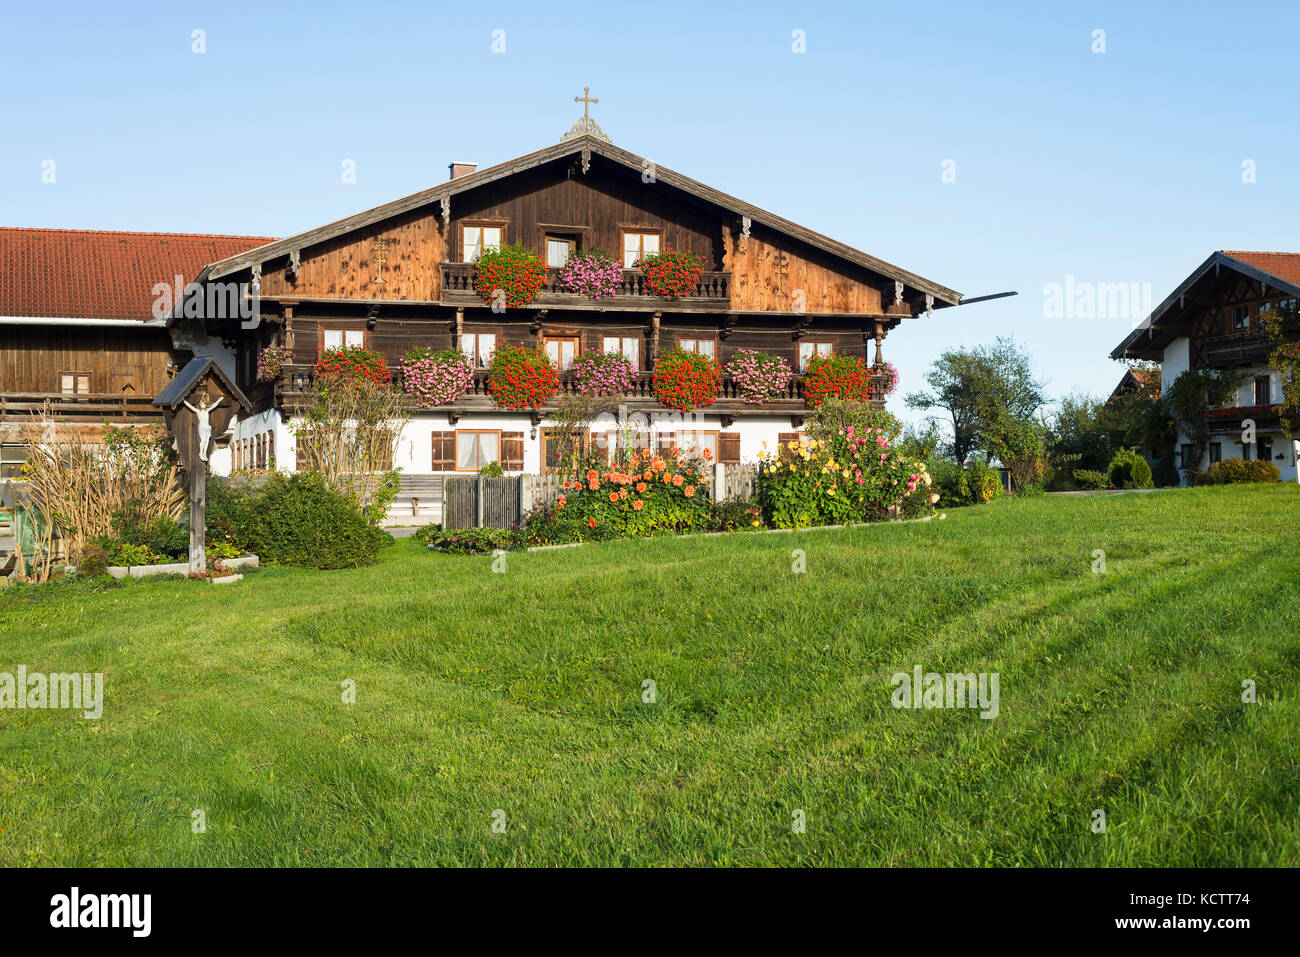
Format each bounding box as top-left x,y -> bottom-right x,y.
1202,332 -> 1273,367
274,363 -> 891,414
440,263 -> 731,307
0,392 -> 160,419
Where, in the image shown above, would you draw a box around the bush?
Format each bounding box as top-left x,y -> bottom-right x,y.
806,399 -> 901,445
1072,469 -> 1109,490
246,472 -> 387,569
929,457 -> 1002,506
73,543 -> 109,577
416,525 -> 522,554
110,506 -> 188,559
756,429 -> 936,528
708,499 -> 765,532
1107,449 -> 1154,489
207,478 -> 255,552
478,461 -> 504,477
1193,458 -> 1281,485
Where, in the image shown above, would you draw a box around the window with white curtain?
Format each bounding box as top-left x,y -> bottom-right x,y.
545,337 -> 578,370
798,341 -> 833,371
456,431 -> 500,471
622,231 -> 660,268
323,329 -> 365,350
678,338 -> 716,360
463,225 -> 502,262
461,333 -> 496,368
603,336 -> 639,368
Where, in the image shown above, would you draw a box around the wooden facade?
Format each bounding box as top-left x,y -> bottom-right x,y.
194,135 -> 963,427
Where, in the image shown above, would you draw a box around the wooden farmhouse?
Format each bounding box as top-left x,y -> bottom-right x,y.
173,128 -> 976,479
0,228 -> 271,477
1111,250 -> 1300,482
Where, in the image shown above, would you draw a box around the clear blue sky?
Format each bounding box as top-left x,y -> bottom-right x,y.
3,0 -> 1296,424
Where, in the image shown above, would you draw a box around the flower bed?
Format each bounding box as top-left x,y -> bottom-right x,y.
473,242 -> 548,308
568,350 -> 636,396
314,345 -> 391,387
723,348 -> 792,404
636,249 -> 703,299
401,347 -> 474,408
558,248 -> 622,299
257,344 -> 294,382
755,426 -> 937,528
801,355 -> 874,406
487,344 -> 559,410
652,348 -> 720,412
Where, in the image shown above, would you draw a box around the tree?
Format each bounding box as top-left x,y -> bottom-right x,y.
905,337 -> 1046,468
1259,300 -> 1300,439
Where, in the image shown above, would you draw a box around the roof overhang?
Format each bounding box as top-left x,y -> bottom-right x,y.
201,135 -> 963,307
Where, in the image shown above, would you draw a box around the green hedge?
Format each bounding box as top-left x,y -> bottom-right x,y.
1193,458 -> 1280,485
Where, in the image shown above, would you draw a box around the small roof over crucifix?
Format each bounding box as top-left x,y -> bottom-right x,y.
154,356 -> 252,413
561,87 -> 610,143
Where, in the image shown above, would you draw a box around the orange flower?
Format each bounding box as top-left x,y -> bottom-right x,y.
609,492 -> 619,502
632,499 -> 644,511
619,488 -> 628,499
684,485 -> 695,497
644,470 -> 653,480
703,448 -> 713,460
672,475 -> 683,487
636,482 -> 647,493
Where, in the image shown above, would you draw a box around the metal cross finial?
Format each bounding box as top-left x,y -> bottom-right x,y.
562,86 -> 611,142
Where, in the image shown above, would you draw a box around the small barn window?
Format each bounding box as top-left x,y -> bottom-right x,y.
60,372 -> 91,395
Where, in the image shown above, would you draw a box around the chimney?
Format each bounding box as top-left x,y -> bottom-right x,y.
448,161 -> 477,181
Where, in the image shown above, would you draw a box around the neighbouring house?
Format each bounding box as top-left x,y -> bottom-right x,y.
1105,365 -> 1159,406
1111,250 -> 1300,483
173,130 -> 994,483
0,227 -> 274,477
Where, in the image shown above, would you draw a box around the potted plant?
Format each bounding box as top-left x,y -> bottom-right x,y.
873,360 -> 899,397
487,344 -> 559,410
558,248 -> 623,299
256,344 -> 294,382
723,348 -> 792,404
400,346 -> 474,408
653,348 -> 719,412
313,345 -> 391,387
568,350 -> 637,396
473,241 -> 548,308
801,355 -> 873,407
636,249 -> 703,299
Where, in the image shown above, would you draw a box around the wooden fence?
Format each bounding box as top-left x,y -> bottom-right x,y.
441,464 -> 764,529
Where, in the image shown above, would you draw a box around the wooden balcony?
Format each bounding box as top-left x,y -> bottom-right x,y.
274,363 -> 891,418
1202,332 -> 1273,367
0,392 -> 161,422
439,263 -> 732,311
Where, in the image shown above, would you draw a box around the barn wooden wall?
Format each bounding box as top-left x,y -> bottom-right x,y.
723,224 -> 885,314
259,208 -> 444,301
0,325 -> 174,394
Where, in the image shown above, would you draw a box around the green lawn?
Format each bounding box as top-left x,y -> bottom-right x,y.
1,485 -> 1298,866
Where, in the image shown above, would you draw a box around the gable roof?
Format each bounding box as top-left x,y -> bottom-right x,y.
0,227 -> 276,323
1106,366 -> 1159,404
202,135 -> 962,306
1110,249 -> 1300,360
153,356 -> 251,413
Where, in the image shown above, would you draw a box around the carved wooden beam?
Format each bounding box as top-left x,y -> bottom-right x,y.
286,249 -> 301,282
647,312 -> 661,369
719,313 -> 737,339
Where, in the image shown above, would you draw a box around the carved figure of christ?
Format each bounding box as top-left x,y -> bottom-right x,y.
182,395 -> 224,462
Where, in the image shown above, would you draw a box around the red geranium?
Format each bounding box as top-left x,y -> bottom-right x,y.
802,355 -> 874,406
487,344 -> 559,410
637,249 -> 703,299
313,345 -> 391,387
653,348 -> 720,412
473,242 -> 548,309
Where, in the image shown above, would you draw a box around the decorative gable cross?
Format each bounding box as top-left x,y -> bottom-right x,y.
561,86 -> 611,142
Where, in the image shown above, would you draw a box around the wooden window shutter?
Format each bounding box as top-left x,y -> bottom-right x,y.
431,431 -> 456,471
501,431 -> 525,471
719,432 -> 741,464
777,432 -> 800,445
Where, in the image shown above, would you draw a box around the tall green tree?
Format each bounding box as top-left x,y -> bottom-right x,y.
1259,300 -> 1300,439
905,337 -> 1046,468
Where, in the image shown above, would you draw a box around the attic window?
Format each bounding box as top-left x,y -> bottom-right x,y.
463,224 -> 503,262
622,230 -> 660,268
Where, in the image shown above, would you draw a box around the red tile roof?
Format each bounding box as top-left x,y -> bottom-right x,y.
1222,250 -> 1300,288
0,227 -> 276,322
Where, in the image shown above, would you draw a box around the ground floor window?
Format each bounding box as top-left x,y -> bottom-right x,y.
1258,436 -> 1274,464
456,430 -> 500,471
1210,442 -> 1222,465
663,430 -> 718,460
1179,443 -> 1195,469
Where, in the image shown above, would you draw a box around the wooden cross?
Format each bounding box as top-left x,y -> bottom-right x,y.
371,237 -> 390,285
574,87 -> 598,123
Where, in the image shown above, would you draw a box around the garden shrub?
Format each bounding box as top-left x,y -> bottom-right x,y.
246,472 -> 387,569
478,461 -> 505,477
1194,458 -> 1280,485
1107,449 -> 1154,489
73,543 -> 109,578
707,499 -> 765,532
207,478 -> 255,552
1072,469 -> 1109,490
111,506 -> 188,559
755,427 -> 937,528
806,399 -> 901,444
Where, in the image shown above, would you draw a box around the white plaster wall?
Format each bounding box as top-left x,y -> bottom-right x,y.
1161,337 -> 1190,392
